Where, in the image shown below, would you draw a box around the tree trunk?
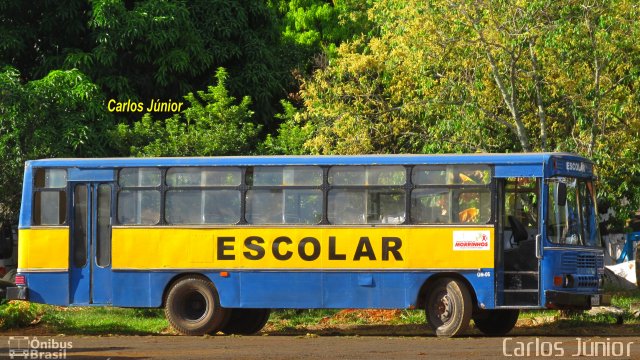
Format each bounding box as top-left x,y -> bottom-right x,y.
529,39 -> 547,152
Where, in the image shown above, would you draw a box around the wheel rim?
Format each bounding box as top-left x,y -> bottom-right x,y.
181,290 -> 208,322
431,289 -> 453,325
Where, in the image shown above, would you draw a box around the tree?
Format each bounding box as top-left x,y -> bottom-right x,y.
286,0 -> 640,228
1,1 -> 293,124
116,68 -> 260,157
266,0 -> 374,116
0,67 -> 114,222
269,0 -> 372,54
258,100 -> 314,155
0,0 -> 91,80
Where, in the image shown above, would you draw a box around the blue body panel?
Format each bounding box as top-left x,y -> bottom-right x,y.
22,272 -> 69,305
103,270 -> 495,309
22,153 -> 566,169
19,165 -> 34,228
539,249 -> 604,306
67,168 -> 115,182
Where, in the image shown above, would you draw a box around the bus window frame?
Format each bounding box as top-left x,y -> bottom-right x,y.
245,165 -> 324,225
409,165 -> 494,225
327,165 -> 408,225
112,164 -> 496,227
32,168 -> 68,226
116,167 -> 163,226
164,167 -> 243,225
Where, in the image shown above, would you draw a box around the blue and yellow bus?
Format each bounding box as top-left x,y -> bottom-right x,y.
8,153 -> 608,336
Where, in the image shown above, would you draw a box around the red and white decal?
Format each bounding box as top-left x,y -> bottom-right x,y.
453,231 -> 491,251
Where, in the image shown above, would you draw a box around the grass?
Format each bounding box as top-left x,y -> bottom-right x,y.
269,309 -> 339,330
267,309 -> 429,332
0,289 -> 637,335
611,288 -> 640,309
39,307 -> 169,335
0,302 -> 169,335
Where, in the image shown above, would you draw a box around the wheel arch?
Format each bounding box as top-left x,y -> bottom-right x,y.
161,272 -> 213,308
415,272 -> 479,310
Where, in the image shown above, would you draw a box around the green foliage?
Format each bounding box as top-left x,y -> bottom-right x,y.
0,67 -> 114,222
292,0 -> 640,228
270,0 -> 372,54
258,101 -> 314,155
2,1 -> 293,124
131,308 -> 165,318
2,0 -> 640,231
0,0 -> 90,80
117,68 -> 260,157
40,306 -> 168,335
0,300 -> 43,329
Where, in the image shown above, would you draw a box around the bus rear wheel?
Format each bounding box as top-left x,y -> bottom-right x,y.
221,309 -> 271,335
473,309 -> 519,336
425,278 -> 472,337
164,276 -> 229,336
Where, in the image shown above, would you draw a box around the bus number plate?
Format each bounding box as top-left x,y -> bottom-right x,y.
590,295 -> 600,306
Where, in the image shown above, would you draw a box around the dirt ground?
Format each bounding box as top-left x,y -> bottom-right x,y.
1,318 -> 639,360
1,309 -> 639,359
0,334 -> 639,360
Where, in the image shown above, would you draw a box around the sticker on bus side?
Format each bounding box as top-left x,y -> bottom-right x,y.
453,230 -> 491,251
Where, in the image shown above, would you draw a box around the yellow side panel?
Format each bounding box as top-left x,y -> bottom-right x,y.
112,227 -> 494,270
18,228 -> 69,270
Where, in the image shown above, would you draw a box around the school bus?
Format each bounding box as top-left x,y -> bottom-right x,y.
7,153 -> 608,336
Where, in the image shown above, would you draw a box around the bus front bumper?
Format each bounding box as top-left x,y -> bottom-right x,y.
545,290 -> 611,310
6,286 -> 28,300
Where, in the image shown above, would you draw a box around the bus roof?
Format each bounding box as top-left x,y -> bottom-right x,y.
25,152 -> 590,168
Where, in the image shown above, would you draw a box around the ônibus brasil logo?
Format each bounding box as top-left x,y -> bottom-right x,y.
7,336 -> 72,359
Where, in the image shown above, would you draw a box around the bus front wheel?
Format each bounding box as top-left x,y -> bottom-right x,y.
473,309 -> 519,336
221,309 -> 271,335
165,276 -> 229,336
425,278 -> 472,337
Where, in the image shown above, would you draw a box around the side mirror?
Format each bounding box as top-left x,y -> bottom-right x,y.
0,223 -> 13,259
557,182 -> 567,207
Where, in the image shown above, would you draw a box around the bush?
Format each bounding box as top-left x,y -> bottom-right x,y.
0,300 -> 43,329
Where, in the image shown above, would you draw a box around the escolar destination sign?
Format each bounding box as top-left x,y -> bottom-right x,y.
555,159 -> 593,175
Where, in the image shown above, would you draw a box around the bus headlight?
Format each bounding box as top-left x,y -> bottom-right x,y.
563,275 -> 574,288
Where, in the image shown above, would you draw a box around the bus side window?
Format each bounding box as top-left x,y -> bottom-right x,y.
328,166 -> 406,225
33,168 -> 67,225
455,190 -> 490,224
246,190 -> 284,224
328,190 -> 366,224
411,190 -> 449,224
117,168 -> 161,225
246,166 -> 323,225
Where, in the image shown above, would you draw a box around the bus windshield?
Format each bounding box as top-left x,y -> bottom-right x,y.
547,177 -> 601,247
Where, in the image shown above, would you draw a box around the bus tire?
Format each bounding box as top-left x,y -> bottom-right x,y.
473,309 -> 519,336
221,309 -> 271,335
425,278 -> 472,337
164,276 -> 228,336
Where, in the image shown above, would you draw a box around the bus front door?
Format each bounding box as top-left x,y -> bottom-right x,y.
69,183 -> 113,305
499,177 -> 541,307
